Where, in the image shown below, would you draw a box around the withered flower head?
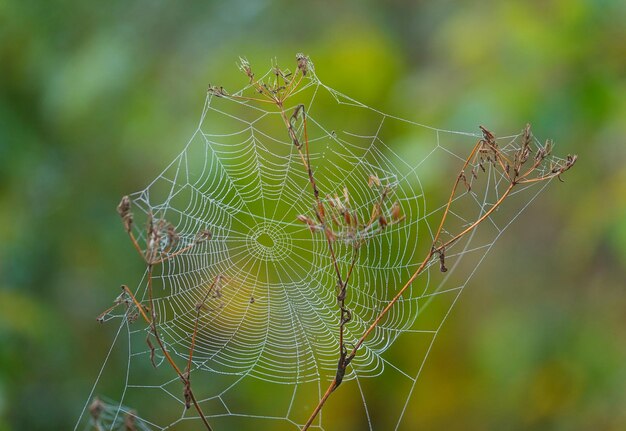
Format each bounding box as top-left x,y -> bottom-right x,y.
117,196 -> 133,232
207,85 -> 226,97
296,53 -> 309,76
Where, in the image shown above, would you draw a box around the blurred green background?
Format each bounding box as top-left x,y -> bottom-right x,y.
1,0 -> 625,430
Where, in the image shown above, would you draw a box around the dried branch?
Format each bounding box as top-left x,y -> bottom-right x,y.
301,123 -> 576,429
101,199 -> 215,430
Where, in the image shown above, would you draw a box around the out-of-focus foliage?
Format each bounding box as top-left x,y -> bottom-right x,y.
1,0 -> 625,429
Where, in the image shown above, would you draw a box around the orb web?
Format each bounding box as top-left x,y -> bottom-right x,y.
77,57 -> 567,431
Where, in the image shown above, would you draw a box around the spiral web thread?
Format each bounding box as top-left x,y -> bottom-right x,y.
77,59 -> 564,431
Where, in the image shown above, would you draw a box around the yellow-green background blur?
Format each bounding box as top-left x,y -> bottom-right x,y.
1,1 -> 625,430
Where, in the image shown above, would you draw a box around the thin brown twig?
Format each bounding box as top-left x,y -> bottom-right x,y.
187,276 -> 221,374
107,199 -> 215,430
300,123 -> 575,429
144,263 -> 214,430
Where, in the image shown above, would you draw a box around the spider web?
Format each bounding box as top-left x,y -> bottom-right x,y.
77,58 -> 561,431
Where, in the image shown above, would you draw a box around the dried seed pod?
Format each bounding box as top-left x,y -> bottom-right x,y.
297,214 -> 317,230
344,211 -> 352,226
334,193 -> 344,212
378,215 -> 388,229
117,196 -> 133,232
544,140 -> 553,156
298,214 -> 320,232
390,201 -> 403,222
207,85 -> 226,97
368,174 -> 381,188
146,215 -> 161,259
296,53 -> 309,76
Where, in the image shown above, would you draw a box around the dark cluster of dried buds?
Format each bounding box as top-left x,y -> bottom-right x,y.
207,85 -> 227,98
458,124 -> 578,193
296,52 -> 309,76
115,195 -> 212,266
116,195 -> 133,232
207,53 -> 311,108
441,124 -> 577,275
97,195 -> 217,430
297,176 -> 405,248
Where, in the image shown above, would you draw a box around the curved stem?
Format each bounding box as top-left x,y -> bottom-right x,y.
302,137 -> 519,430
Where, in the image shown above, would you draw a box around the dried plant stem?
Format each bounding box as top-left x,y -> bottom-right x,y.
114,216 -> 214,431
432,139 -> 483,239
152,242 -> 196,265
302,377 -> 338,430
187,279 -> 214,372
299,140 -> 508,430
277,103 -> 361,389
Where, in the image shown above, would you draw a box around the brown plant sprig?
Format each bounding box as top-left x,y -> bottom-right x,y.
99,197 -> 215,430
